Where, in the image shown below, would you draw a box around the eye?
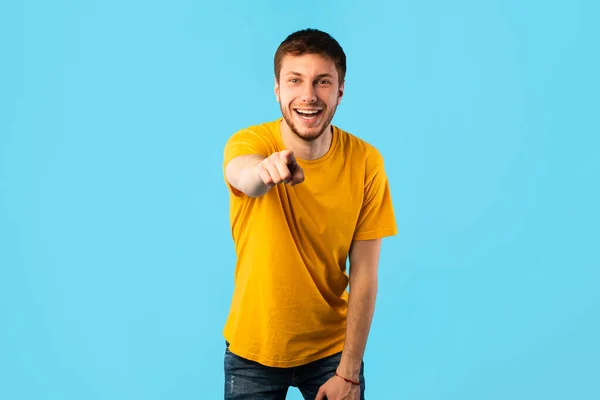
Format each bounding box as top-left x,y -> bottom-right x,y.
289,78 -> 300,84
318,79 -> 332,85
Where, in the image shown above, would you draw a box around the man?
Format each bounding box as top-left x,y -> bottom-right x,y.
222,28 -> 397,400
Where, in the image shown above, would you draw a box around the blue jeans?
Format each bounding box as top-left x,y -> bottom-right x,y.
223,343 -> 365,399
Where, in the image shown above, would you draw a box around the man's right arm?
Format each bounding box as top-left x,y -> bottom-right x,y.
225,154 -> 270,198
225,150 -> 305,198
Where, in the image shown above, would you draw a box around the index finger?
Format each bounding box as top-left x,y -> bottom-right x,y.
280,149 -> 295,164
314,388 -> 326,400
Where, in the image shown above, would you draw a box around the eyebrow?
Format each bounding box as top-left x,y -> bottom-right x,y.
286,71 -> 334,79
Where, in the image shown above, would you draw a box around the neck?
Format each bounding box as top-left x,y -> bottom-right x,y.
279,120 -> 333,161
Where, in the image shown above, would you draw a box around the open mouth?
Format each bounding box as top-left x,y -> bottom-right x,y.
294,108 -> 323,124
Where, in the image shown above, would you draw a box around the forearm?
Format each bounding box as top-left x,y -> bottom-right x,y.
225,155 -> 269,197
337,273 -> 378,380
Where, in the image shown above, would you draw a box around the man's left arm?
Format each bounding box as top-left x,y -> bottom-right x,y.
337,238 -> 382,381
316,238 -> 382,400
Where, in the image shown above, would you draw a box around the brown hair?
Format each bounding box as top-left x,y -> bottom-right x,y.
274,28 -> 347,86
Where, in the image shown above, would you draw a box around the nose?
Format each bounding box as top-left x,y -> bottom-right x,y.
299,82 -> 317,103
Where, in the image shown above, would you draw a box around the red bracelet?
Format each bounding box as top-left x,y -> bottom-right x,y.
335,372 -> 360,385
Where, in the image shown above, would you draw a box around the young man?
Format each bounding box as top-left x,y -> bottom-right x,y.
222,28 -> 397,400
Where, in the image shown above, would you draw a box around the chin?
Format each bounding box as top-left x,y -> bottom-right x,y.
292,124 -> 327,141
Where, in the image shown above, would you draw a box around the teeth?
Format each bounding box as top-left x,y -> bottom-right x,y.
296,109 -> 320,115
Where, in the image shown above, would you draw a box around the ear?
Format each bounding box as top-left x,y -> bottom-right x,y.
274,77 -> 280,103
337,81 -> 345,105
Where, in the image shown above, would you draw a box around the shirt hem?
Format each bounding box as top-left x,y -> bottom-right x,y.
226,341 -> 346,368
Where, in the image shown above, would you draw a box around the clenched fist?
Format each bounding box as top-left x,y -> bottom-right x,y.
257,150 -> 305,187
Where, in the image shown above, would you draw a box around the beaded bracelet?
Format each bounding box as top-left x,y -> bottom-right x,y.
335,372 -> 360,386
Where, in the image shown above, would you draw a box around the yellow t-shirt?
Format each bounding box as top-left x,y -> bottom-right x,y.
222,118 -> 397,368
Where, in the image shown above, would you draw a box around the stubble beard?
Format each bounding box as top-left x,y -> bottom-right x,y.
280,103 -> 337,143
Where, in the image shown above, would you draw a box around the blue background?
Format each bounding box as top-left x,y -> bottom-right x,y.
1,0 -> 598,399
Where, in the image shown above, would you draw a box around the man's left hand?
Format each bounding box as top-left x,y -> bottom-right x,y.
315,374 -> 360,400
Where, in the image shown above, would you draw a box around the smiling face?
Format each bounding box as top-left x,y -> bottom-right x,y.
275,53 -> 344,142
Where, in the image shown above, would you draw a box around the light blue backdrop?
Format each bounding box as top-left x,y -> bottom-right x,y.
1,0 -> 598,399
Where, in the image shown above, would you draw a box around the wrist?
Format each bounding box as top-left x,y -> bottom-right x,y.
337,355 -> 361,381
241,159 -> 269,197
336,365 -> 360,383
335,371 -> 360,386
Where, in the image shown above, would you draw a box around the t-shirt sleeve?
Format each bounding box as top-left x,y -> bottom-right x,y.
223,128 -> 270,196
353,147 -> 398,241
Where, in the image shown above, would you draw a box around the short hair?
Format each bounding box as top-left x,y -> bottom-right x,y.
274,28 -> 347,86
